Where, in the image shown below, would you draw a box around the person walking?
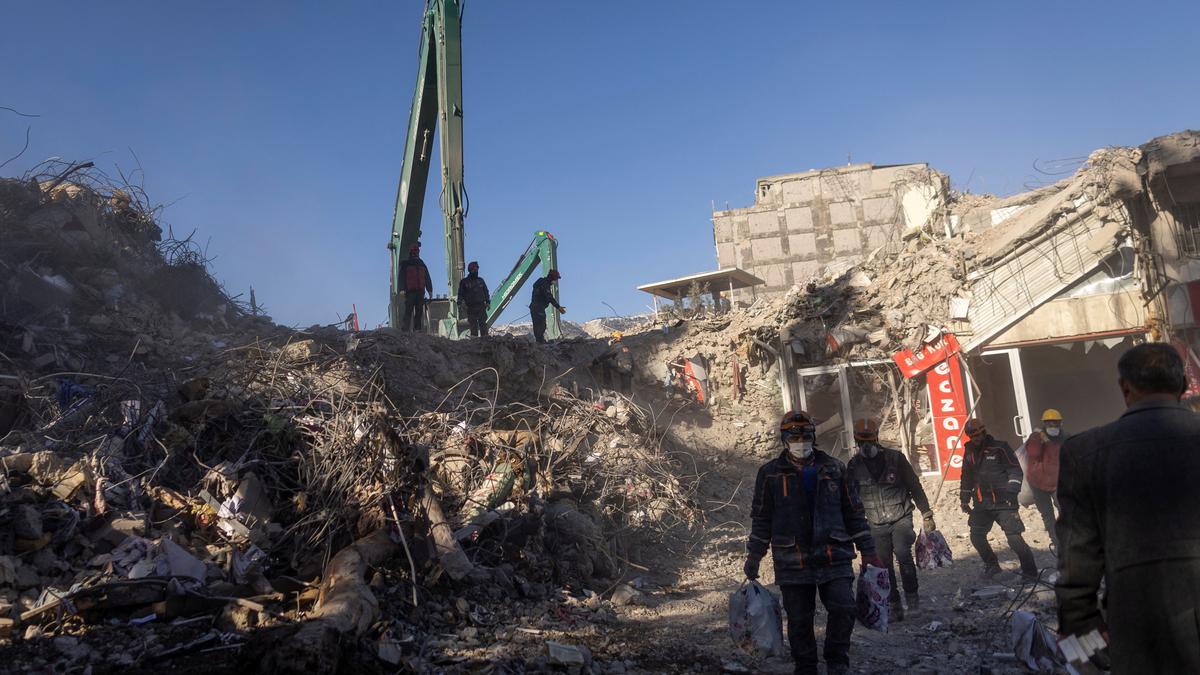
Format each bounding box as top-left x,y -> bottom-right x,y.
846,418 -> 935,621
744,411 -> 883,675
1057,343 -> 1200,673
960,418 -> 1039,579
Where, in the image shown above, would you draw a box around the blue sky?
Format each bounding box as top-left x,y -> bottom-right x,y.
3,2 -> 1197,328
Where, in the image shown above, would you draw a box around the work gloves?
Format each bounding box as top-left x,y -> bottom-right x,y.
923,511 -> 937,532
743,555 -> 761,580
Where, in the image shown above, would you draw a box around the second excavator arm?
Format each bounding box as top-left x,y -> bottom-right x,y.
486,231 -> 561,339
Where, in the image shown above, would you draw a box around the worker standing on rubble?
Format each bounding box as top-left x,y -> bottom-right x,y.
744,411 -> 883,675
846,418 -> 934,622
591,332 -> 634,395
960,419 -> 1039,580
457,261 -> 491,337
1023,408 -> 1064,551
398,244 -> 433,332
529,269 -> 565,344
1057,343 -> 1200,673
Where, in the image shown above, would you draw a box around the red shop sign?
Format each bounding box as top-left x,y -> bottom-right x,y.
927,356 -> 969,480
892,332 -> 961,379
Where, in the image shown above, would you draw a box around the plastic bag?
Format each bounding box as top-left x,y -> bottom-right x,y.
915,528 -> 954,569
855,564 -> 890,632
1015,441 -> 1036,507
1011,610 -> 1065,672
728,580 -> 786,658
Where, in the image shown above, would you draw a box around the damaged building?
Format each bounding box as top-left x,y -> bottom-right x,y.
712,131 -> 1200,475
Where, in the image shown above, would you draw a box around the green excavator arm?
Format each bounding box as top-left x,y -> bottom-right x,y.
485,230 -> 561,339
388,0 -> 466,335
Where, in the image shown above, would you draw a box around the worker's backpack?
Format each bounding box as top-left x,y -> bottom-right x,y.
404,261 -> 425,292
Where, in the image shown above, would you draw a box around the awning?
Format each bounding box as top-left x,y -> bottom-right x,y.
637,267 -> 765,300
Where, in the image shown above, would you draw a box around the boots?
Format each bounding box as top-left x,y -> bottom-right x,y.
906,593 -> 920,611
889,596 -> 905,622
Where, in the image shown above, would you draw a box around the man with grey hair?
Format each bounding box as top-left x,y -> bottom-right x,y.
1056,342 -> 1200,673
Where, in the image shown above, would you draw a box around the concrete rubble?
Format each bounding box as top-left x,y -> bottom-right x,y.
3,133 -> 1195,672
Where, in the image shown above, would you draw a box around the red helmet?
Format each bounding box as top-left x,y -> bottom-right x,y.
548,269 -> 561,281
408,244 -> 420,256
780,411 -> 816,441
853,418 -> 880,441
964,418 -> 987,439
468,261 -> 479,273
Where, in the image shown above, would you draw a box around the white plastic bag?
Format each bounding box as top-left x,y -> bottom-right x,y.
915,528 -> 954,569
728,580 -> 786,658
855,564 -> 890,633
1011,610 -> 1064,672
1015,441 -> 1036,507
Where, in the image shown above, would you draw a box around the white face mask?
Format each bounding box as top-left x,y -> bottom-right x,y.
787,441 -> 814,458
861,442 -> 880,458
1046,427 -> 1061,437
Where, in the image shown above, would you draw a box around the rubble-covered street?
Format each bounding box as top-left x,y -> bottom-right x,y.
3,2 -> 1200,668
1,153 -> 1109,673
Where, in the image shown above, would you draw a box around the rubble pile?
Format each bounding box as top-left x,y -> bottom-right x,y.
0,169 -> 701,672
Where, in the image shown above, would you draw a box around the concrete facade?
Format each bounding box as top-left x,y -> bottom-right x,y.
712,163 -> 948,303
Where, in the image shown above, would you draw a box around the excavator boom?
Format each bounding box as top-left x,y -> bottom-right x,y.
486,231 -> 561,339
388,0 -> 466,334
388,2 -> 560,338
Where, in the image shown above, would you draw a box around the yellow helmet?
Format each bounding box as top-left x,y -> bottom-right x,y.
1041,408 -> 1063,422
611,331 -> 623,341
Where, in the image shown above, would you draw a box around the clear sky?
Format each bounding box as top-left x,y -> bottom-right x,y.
3,2 -> 1197,328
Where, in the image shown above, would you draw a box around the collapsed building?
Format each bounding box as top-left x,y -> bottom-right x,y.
695,130 -> 1200,476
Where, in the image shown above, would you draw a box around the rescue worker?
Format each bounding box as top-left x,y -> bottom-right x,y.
457,261 -> 491,337
529,269 -> 566,344
398,244 -> 433,332
960,418 -> 1039,579
846,418 -> 935,621
1023,408 -> 1063,551
591,331 -> 634,395
1057,343 -> 1200,673
744,411 -> 883,675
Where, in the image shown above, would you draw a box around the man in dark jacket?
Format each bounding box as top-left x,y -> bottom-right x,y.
847,418 -> 934,621
398,244 -> 433,332
960,418 -> 1038,579
1057,343 -> 1200,673
457,261 -> 491,337
745,411 -> 884,675
529,269 -> 565,344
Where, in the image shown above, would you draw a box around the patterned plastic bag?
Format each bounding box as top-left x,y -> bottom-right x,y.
728,580 -> 786,658
855,564 -> 890,632
915,528 -> 954,569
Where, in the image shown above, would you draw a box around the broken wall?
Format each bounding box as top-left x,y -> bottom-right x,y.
711,163 -> 948,302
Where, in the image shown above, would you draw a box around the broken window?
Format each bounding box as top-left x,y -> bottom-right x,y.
1172,202 -> 1200,257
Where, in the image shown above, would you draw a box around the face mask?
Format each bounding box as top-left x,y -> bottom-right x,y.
1046,427 -> 1061,437
787,441 -> 814,459
861,442 -> 880,458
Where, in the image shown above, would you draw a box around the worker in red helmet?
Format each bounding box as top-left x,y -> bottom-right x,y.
744,411 -> 883,675
398,243 -> 433,332
457,261 -> 491,337
529,269 -> 566,344
959,418 -> 1038,579
846,418 -> 933,621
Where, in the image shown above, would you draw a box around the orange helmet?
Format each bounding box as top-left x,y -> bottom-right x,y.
964,418 -> 987,439
548,269 -> 561,281
853,418 -> 880,441
780,411 -> 816,442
